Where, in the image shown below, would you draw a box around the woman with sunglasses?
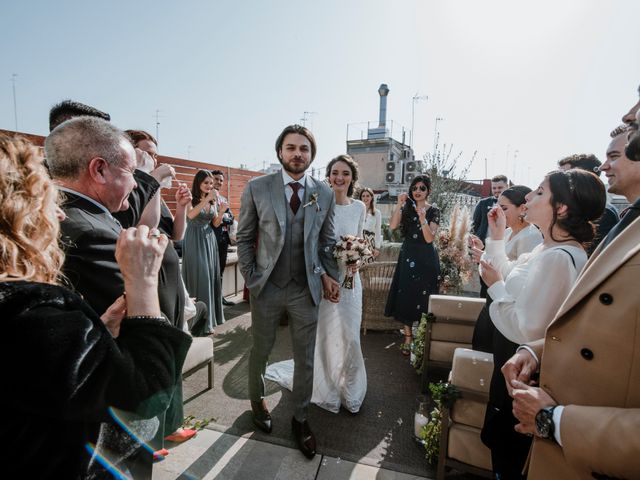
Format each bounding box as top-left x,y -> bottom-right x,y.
384,175 -> 440,355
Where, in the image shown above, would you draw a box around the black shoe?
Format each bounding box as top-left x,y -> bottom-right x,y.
222,298 -> 235,306
251,400 -> 272,433
291,417 -> 316,459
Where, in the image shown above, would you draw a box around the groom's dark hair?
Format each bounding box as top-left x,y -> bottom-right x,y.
275,124 -> 317,161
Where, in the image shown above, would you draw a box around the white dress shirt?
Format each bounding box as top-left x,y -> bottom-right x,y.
483,239 -> 586,345
281,169 -> 307,203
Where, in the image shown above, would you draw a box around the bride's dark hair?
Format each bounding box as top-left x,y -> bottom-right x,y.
547,169 -> 606,247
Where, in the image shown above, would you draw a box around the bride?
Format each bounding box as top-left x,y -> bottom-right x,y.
266,154 -> 367,413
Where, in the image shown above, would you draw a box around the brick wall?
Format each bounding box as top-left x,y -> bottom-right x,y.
0,129 -> 264,217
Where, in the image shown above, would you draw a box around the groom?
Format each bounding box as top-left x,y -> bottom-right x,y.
237,124 -> 340,458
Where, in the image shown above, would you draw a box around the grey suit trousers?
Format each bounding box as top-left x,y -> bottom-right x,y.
248,280 -> 319,422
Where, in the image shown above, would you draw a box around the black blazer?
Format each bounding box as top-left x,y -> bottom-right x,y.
472,196 -> 497,242
1,281 -> 191,479
59,170 -> 184,321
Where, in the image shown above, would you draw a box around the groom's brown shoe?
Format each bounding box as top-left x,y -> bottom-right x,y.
291,417 -> 316,459
251,400 -> 272,433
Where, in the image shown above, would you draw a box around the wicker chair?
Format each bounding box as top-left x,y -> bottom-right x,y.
360,261 -> 399,334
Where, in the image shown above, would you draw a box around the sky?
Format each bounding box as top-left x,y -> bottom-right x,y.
1,0 -> 639,187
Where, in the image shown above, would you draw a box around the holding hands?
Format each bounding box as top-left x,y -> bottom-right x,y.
321,274 -> 341,303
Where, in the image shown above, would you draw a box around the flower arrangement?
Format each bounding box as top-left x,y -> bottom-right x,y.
333,234 -> 373,289
411,313 -> 434,373
417,381 -> 461,465
436,205 -> 473,295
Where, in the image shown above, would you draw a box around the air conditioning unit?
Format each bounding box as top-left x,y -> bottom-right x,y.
386,161 -> 402,184
404,172 -> 417,184
403,160 -> 423,183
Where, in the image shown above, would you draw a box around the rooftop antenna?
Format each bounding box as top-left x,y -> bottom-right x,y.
11,74 -> 18,131
301,111 -> 317,128
410,93 -> 428,147
154,109 -> 165,142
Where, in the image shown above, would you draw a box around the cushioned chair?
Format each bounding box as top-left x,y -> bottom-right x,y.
421,295 -> 486,388
182,336 -> 214,403
360,261 -> 398,333
437,347 -> 494,479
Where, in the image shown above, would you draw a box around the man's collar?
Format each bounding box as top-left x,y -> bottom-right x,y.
57,186 -> 111,216
281,169 -> 307,187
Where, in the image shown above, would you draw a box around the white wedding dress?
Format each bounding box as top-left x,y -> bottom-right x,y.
265,200 -> 368,413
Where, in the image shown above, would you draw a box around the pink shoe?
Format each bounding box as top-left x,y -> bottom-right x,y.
153,448 -> 170,462
165,428 -> 197,443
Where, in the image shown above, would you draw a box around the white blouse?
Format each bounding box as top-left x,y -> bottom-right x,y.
504,225 -> 543,260
362,209 -> 382,249
482,239 -> 586,344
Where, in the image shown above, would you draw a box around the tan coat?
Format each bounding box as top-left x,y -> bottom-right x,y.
528,216 -> 640,479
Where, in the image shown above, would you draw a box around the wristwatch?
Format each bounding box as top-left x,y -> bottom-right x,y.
535,406 -> 557,440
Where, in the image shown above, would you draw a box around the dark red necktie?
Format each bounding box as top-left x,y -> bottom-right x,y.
289,181 -> 301,214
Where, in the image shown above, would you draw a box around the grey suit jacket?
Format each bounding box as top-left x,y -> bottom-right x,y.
237,172 -> 338,305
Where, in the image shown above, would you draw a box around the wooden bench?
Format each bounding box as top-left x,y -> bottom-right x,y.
182,336 -> 214,403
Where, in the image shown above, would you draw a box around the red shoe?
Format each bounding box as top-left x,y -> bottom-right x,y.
153,448 -> 170,462
165,428 -> 197,443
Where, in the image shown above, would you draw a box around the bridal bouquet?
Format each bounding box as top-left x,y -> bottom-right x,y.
333,235 -> 373,289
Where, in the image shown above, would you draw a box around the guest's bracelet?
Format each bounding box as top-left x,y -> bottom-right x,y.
125,315 -> 165,321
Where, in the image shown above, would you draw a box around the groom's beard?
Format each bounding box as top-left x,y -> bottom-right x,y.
281,156 -> 311,175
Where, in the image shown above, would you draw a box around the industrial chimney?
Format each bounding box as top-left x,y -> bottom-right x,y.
378,83 -> 390,128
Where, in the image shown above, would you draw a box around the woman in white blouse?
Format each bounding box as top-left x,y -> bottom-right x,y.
359,188 -> 382,257
472,185 -> 543,351
478,170 -> 606,479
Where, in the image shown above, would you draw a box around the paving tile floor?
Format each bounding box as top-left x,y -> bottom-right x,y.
153,429 -> 431,480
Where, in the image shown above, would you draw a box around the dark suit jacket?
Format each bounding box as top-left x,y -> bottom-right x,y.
472,196 -> 497,242
588,203 -> 619,256
60,170 -> 166,317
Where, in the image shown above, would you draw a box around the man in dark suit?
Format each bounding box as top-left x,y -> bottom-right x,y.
211,169 -> 236,306
46,116 -> 169,477
557,153 -> 619,255
472,174 -> 509,243
472,174 -> 508,298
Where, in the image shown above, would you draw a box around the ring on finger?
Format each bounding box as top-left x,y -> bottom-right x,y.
149,229 -> 161,239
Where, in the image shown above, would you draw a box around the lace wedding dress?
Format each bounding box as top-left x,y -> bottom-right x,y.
265,200 -> 368,413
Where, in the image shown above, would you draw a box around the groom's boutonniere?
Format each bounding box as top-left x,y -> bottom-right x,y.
303,192 -> 321,212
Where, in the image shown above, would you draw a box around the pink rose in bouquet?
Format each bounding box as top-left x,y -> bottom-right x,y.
333,234 -> 373,289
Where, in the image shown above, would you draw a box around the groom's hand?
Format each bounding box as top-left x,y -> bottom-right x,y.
321,274 -> 341,303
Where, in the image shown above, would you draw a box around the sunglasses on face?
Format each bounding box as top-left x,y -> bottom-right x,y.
411,185 -> 427,192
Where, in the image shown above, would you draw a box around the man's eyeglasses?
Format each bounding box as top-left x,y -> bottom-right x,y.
411,185 -> 427,192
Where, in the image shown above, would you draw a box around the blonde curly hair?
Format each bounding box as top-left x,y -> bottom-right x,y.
0,135 -> 64,284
